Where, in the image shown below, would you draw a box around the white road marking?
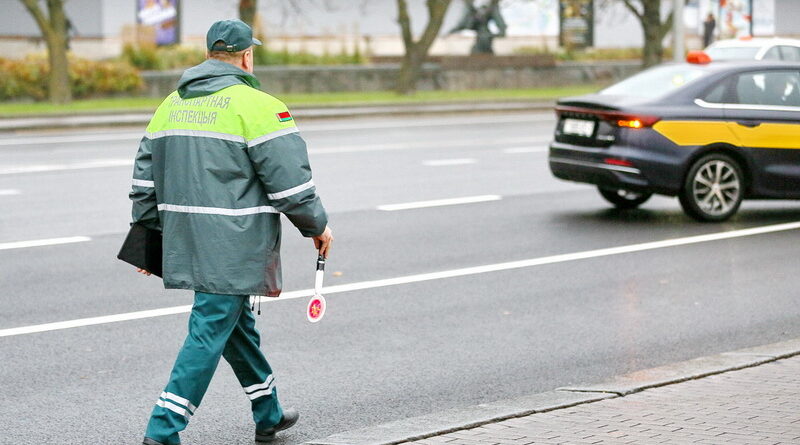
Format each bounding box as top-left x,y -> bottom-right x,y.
422,158 -> 477,167
299,114 -> 552,132
0,189 -> 21,195
310,137 -> 548,155
0,236 -> 91,251
1,138 -> 550,175
0,159 -> 133,175
2,220 -> 799,338
0,132 -> 144,146
503,147 -> 548,154
377,195 -> 502,211
0,115 -> 552,147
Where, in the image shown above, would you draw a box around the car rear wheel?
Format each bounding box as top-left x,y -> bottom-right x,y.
598,187 -> 652,209
679,153 -> 743,222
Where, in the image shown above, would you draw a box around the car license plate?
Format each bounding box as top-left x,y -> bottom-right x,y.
562,118 -> 595,137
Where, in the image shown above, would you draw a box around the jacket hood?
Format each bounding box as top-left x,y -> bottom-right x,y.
177,59 -> 260,99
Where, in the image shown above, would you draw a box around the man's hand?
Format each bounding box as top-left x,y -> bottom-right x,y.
136,268 -> 152,276
312,226 -> 333,258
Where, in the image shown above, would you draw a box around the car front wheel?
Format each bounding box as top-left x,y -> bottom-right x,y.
679,153 -> 743,222
598,186 -> 652,209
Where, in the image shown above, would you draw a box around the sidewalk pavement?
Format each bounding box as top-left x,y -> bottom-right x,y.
0,100 -> 554,132
307,339 -> 800,445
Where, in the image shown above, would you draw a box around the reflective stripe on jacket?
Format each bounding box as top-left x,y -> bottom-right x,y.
130,60 -> 327,296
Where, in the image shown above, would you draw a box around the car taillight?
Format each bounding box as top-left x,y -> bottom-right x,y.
555,106 -> 660,130
615,115 -> 661,128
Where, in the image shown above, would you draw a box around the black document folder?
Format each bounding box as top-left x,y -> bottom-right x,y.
117,223 -> 163,277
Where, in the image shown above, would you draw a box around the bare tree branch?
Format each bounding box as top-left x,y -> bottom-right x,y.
397,0 -> 414,49
659,10 -> 674,40
416,0 -> 451,52
620,0 -> 643,20
20,0 -> 52,40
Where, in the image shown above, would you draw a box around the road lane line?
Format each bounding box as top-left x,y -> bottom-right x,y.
0,115 -> 553,147
0,189 -> 21,195
0,132 -> 144,146
310,137 -> 548,155
0,138 -> 548,175
2,220 -> 800,338
0,159 -> 134,175
503,147 -> 547,154
377,195 -> 502,211
0,236 -> 91,251
422,158 -> 477,167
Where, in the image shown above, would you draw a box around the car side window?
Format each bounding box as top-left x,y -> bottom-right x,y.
702,83 -> 727,103
779,46 -> 800,62
762,47 -> 781,60
734,71 -> 800,107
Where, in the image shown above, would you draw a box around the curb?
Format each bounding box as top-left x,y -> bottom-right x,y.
0,101 -> 554,133
303,337 -> 800,445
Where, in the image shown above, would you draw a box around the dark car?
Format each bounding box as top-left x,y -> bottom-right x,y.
548,60 -> 800,221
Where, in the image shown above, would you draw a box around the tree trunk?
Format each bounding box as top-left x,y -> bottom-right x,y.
621,0 -> 678,68
641,0 -> 663,67
239,0 -> 257,27
395,0 -> 452,95
642,0 -> 664,68
397,48 -> 423,95
46,0 -> 70,104
20,0 -> 72,103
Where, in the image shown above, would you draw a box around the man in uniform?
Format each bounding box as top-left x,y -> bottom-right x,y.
129,19 -> 332,445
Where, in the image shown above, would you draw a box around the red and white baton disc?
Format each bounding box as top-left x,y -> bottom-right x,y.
308,253 -> 327,323
307,294 -> 326,322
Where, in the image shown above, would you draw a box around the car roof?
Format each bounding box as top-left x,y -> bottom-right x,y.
708,37 -> 800,49
670,60 -> 800,73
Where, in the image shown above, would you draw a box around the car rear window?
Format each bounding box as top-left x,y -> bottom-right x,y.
599,65 -> 708,99
734,71 -> 800,107
705,46 -> 760,60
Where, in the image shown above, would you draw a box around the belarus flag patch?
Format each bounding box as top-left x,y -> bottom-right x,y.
276,111 -> 293,122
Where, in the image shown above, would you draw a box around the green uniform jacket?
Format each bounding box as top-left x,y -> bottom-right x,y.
130,59 -> 328,296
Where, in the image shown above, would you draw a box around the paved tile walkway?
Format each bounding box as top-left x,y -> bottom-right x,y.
404,356 -> 800,445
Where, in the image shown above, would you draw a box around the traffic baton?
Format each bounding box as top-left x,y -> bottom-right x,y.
307,253 -> 327,322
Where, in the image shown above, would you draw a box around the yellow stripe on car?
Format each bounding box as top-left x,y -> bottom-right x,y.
653,120 -> 800,149
653,121 -> 738,146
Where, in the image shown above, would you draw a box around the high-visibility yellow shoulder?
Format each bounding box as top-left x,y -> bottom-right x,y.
146,91 -> 181,133
145,89 -> 246,137
225,84 -> 297,141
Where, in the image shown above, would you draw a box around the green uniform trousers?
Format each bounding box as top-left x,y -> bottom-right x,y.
144,292 -> 283,444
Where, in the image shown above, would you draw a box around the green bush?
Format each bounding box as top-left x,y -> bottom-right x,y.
514,46 -> 675,62
0,54 -> 142,101
122,43 -> 365,70
121,45 -> 206,70
252,44 -> 364,66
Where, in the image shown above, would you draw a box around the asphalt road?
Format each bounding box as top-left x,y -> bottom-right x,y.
1,112 -> 799,445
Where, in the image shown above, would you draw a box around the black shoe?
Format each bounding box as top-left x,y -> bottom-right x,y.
255,408 -> 300,442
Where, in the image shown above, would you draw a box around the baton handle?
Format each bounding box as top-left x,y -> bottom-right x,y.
315,254 -> 325,293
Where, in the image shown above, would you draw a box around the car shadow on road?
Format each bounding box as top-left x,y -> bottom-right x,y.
554,204 -> 800,228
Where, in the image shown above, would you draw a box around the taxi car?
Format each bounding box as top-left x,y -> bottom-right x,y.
548,58 -> 800,221
705,37 -> 800,62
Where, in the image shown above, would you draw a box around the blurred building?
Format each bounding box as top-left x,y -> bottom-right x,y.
0,0 -> 797,60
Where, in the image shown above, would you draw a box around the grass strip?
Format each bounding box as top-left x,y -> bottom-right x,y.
0,85 -> 601,118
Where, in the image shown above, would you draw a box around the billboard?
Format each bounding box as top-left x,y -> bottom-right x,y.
501,0 -> 559,37
718,0 -> 752,38
559,0 -> 593,48
137,0 -> 180,46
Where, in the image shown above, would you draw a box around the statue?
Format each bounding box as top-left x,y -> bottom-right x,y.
448,0 -> 507,55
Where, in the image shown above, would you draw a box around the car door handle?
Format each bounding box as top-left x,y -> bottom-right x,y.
736,120 -> 761,128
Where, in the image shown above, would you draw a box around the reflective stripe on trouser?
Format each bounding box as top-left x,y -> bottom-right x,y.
145,292 -> 283,444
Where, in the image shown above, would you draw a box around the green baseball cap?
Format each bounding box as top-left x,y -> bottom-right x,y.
206,19 -> 262,52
